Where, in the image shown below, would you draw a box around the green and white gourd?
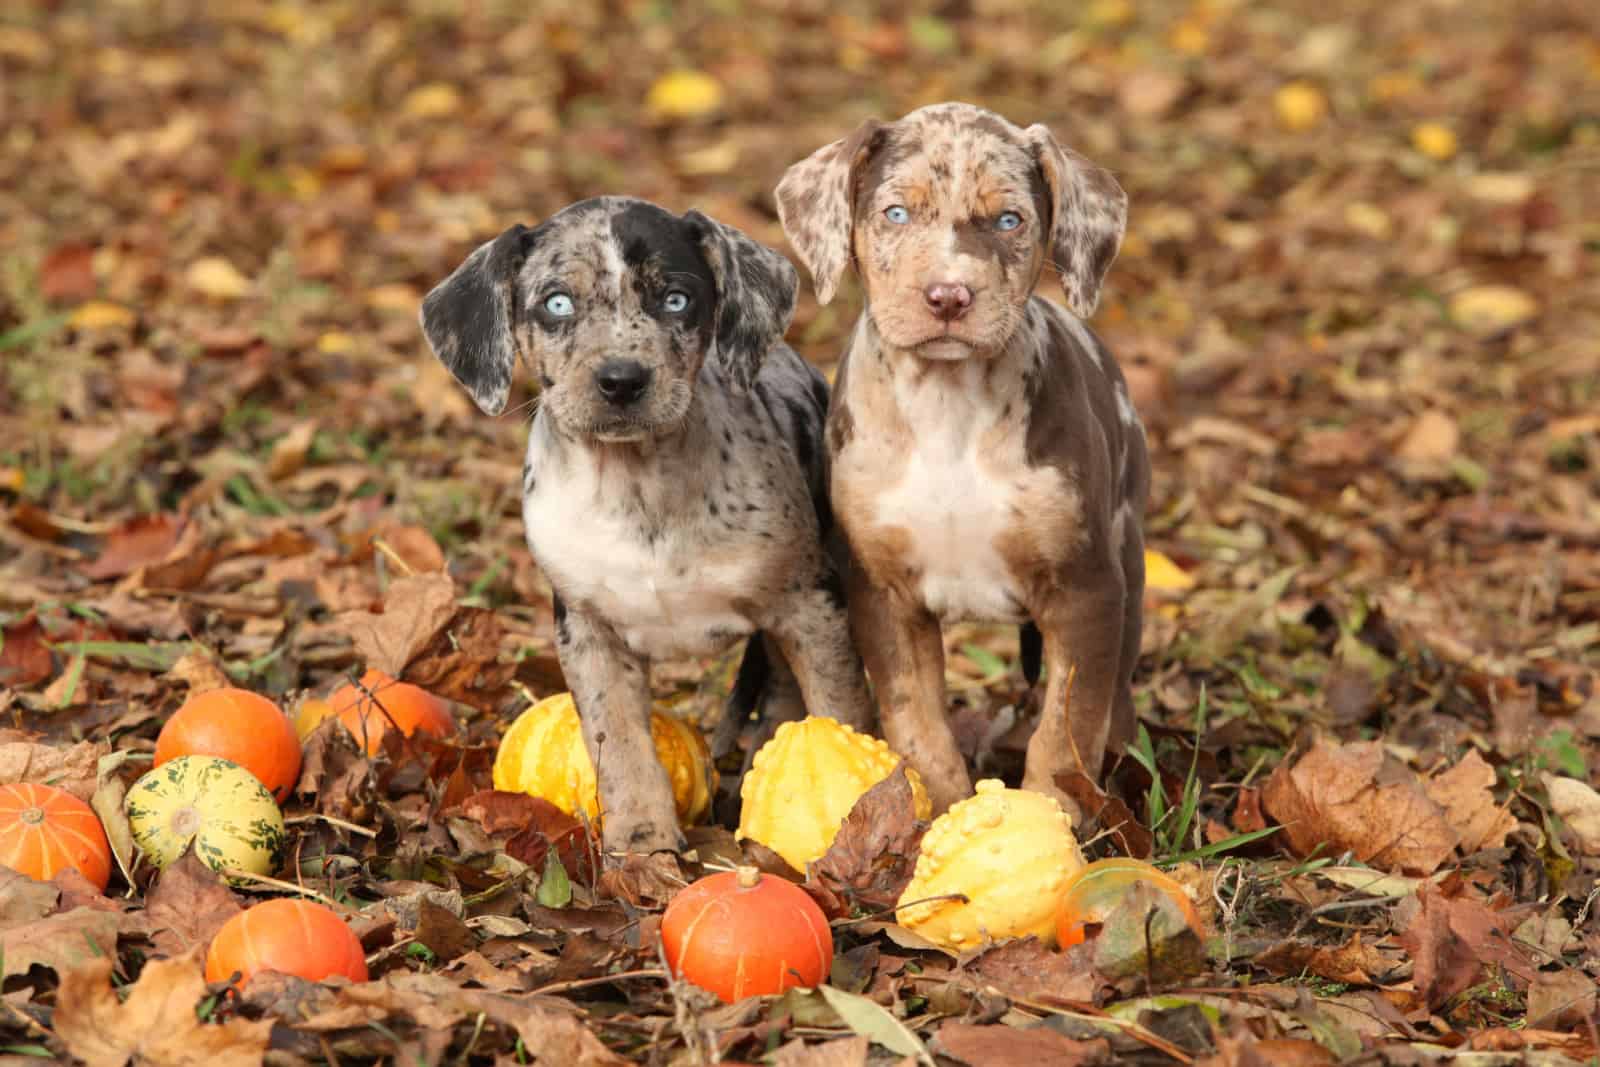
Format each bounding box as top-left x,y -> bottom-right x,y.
125,755 -> 286,884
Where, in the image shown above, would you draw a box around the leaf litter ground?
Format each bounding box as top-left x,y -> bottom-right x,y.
1,1 -> 1597,1064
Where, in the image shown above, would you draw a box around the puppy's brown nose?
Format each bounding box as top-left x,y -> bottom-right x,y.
595,359 -> 652,406
924,282 -> 973,322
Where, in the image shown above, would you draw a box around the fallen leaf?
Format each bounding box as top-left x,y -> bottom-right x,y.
1449,285 -> 1538,335
335,571 -> 458,678
69,300 -> 135,330
54,953 -> 271,1067
83,513 -> 184,580
818,984 -> 933,1065
1526,968 -> 1598,1028
267,419 -> 319,480
0,733 -> 108,801
596,851 -> 687,909
773,1036 -> 869,1067
1395,880 -> 1536,1010
1412,122 -> 1459,160
404,82 -> 462,118
1255,934 -> 1397,985
164,649 -> 232,695
452,789 -> 597,882
1055,771 -> 1154,859
1261,735 -> 1457,874
0,867 -> 60,927
1422,750 -> 1516,854
646,70 -> 724,120
136,850 -> 242,958
0,616 -> 54,688
936,1022 -> 1108,1066
810,765 -> 926,912
1395,410 -> 1460,464
1543,774 -> 1600,855
185,256 -> 251,300
1274,82 -> 1327,131
964,937 -> 1101,1003
40,242 -> 97,302
0,906 -> 122,978
1144,549 -> 1195,592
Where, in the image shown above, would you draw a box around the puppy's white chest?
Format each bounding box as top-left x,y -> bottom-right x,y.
523,451 -> 755,659
872,427 -> 1029,623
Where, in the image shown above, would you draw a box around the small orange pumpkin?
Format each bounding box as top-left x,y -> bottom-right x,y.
661,866 -> 832,1002
1055,857 -> 1201,948
328,670 -> 455,754
205,898 -> 369,986
155,687 -> 302,801
0,782 -> 112,891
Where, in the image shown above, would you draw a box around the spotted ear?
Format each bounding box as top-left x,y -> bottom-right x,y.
418,224 -> 536,416
774,119 -> 886,306
1026,125 -> 1128,319
684,211 -> 798,392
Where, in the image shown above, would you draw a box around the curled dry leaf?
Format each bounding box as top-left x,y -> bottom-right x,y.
54,952 -> 272,1067
1542,774 -> 1600,855
1422,750 -> 1517,854
809,765 -> 926,912
136,849 -> 242,958
0,732 -> 108,801
936,1022 -> 1109,1067
1261,735 -> 1457,875
335,571 -> 459,678
964,937 -> 1101,1004
1395,880 -> 1536,1010
82,513 -> 183,581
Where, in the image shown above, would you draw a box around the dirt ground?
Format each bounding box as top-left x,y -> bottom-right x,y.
1,1 -> 1597,1063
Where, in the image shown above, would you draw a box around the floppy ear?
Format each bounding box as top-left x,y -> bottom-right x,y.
774,119 -> 885,306
1025,124 -> 1128,319
683,210 -> 798,391
418,224 -> 535,416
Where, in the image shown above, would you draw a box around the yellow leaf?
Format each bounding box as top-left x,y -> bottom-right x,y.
1343,201 -> 1392,240
317,330 -> 355,354
1449,285 -> 1538,334
1169,20 -> 1209,55
646,70 -> 725,121
366,283 -> 420,313
676,139 -> 740,176
1144,550 -> 1195,592
185,257 -> 250,300
1274,83 -> 1327,131
404,82 -> 462,119
69,301 -> 135,330
1411,122 -> 1458,161
0,467 -> 23,492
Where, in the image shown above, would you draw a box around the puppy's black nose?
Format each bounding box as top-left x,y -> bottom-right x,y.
594,359 -> 652,406
924,282 -> 973,322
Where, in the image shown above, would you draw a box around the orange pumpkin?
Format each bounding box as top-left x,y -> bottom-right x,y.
155,688 -> 302,801
0,782 -> 112,891
1055,857 -> 1201,948
661,866 -> 832,1002
328,670 -> 455,754
205,898 -> 369,986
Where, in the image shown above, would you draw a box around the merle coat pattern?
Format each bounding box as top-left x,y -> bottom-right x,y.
777,104 -> 1150,819
420,197 -> 872,855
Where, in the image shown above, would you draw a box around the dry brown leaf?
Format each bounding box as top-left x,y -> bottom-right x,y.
964,937 -> 1100,1004
1543,774 -> 1600,855
54,953 -> 271,1067
336,571 -> 458,677
1526,968 -> 1598,1028
772,1036 -> 870,1067
1254,934 -> 1397,985
936,1022 -> 1109,1067
1395,880 -> 1537,1010
1261,735 -> 1457,875
0,868 -> 60,927
810,765 -> 926,912
1395,410 -> 1460,464
0,733 -> 109,801
0,616 -> 54,688
596,851 -> 688,909
136,850 -> 242,958
82,513 -> 183,580
164,649 -> 232,695
1,906 -> 122,978
1422,750 -> 1517,853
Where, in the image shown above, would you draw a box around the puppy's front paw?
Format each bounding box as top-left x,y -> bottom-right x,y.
603,813 -> 685,859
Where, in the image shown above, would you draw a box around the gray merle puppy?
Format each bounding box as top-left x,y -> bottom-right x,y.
419,197 -> 872,855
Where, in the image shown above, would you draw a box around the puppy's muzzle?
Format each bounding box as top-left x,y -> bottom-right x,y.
924,282 -> 973,323
594,359 -> 653,407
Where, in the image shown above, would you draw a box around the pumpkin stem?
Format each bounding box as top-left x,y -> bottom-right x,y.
19,806 -> 44,826
735,865 -> 761,889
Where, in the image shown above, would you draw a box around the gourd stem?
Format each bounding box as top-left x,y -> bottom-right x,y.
735,865 -> 760,889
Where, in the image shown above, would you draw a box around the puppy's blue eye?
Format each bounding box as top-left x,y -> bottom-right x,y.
996,211 -> 1023,231
884,205 -> 910,225
663,291 -> 690,313
544,293 -> 575,317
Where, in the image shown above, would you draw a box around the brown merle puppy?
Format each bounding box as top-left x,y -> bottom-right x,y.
420,197 -> 872,855
777,103 -> 1149,818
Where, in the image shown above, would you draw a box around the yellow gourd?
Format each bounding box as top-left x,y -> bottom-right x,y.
896,779 -> 1084,951
492,693 -> 715,825
125,755 -> 287,885
737,718 -> 932,872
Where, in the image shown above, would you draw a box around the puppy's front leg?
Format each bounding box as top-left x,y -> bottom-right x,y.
845,567 -> 971,814
1023,579 -> 1126,809
555,602 -> 683,856
767,586 -> 874,733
